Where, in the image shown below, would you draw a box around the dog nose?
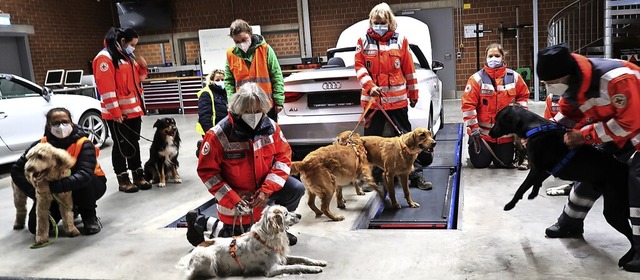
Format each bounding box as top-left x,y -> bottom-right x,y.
294,213 -> 302,219
432,141 -> 437,147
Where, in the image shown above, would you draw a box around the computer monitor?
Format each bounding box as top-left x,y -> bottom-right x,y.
64,70 -> 83,86
44,70 -> 64,87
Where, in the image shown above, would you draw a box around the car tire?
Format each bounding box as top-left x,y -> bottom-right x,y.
79,111 -> 108,148
439,105 -> 444,130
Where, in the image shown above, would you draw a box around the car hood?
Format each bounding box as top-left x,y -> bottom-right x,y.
285,67 -> 356,83
48,93 -> 102,120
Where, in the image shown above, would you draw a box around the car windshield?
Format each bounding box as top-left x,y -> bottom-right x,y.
332,47 -> 424,69
0,78 -> 40,99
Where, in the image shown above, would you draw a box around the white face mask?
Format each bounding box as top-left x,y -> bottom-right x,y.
486,57 -> 502,68
372,24 -> 389,36
545,83 -> 569,96
125,45 -> 135,54
50,123 -> 73,139
236,40 -> 251,53
214,81 -> 225,88
241,113 -> 263,129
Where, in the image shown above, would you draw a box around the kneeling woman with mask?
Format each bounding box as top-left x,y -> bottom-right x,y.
194,82 -> 304,244
461,43 -> 531,168
11,107 -> 107,235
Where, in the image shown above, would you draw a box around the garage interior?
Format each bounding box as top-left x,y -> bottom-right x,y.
1,0 -> 640,279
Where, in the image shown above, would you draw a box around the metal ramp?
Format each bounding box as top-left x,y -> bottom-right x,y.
367,123 -> 463,229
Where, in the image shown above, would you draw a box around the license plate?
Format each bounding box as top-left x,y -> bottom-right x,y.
307,92 -> 360,108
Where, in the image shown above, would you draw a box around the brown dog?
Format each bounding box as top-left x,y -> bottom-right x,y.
359,128 -> 436,209
13,142 -> 79,247
290,132 -> 382,221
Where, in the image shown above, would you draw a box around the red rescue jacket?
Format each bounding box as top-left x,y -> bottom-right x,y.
92,49 -> 147,120
557,54 -> 640,150
355,29 -> 418,111
196,116 -> 291,225
461,65 -> 530,143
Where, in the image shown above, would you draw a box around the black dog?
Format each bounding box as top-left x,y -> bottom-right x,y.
144,117 -> 181,188
489,106 -> 635,266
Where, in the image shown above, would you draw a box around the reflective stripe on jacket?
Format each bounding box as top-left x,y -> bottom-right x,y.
196,118 -> 291,225
196,86 -> 216,136
544,94 -> 561,119
355,30 -> 418,111
40,136 -> 106,177
558,54 -> 640,150
461,65 -> 530,144
92,50 -> 147,120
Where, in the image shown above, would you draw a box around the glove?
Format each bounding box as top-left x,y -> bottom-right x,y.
236,200 -> 252,214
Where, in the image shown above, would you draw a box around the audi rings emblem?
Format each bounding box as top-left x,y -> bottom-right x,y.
322,81 -> 342,90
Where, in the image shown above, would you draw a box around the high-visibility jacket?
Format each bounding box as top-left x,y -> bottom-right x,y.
355,29 -> 418,110
196,117 -> 291,225
92,49 -> 147,120
461,65 -> 530,144
556,53 -> 640,150
226,44 -> 273,101
40,136 -> 106,177
195,85 -> 228,136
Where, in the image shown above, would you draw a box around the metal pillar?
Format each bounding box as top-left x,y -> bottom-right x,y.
604,0 -> 612,58
533,0 -> 539,102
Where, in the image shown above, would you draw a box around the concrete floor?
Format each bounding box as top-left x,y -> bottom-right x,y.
0,100 -> 637,279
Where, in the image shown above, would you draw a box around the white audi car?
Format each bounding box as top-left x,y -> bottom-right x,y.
278,17 -> 444,153
0,73 -> 108,165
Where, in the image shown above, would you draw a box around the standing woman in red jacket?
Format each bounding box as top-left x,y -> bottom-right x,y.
354,2 -> 431,190
461,43 -> 530,168
93,27 -> 152,193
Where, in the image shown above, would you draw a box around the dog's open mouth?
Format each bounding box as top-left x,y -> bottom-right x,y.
419,144 -> 435,153
166,130 -> 176,136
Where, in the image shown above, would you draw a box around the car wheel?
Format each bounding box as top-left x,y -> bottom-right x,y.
428,107 -> 434,132
79,111 -> 107,148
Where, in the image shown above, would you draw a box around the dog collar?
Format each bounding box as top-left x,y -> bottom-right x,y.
525,124 -> 565,138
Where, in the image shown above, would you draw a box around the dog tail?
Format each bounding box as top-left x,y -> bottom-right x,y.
290,161 -> 304,175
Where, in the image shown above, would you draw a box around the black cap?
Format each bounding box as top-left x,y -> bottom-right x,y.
536,44 -> 577,81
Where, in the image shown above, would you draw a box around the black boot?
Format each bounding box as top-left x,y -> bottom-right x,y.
623,253 -> 640,272
82,216 -> 102,235
409,170 -> 432,190
132,168 -> 152,190
287,231 -> 297,246
186,209 -> 206,246
545,222 -> 583,238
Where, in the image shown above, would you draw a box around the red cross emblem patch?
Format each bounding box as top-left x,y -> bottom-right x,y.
612,94 -> 627,108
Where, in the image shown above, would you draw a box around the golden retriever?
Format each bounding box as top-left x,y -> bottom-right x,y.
13,142 -> 79,247
358,128 -> 436,209
290,132 -> 382,221
177,205 -> 327,278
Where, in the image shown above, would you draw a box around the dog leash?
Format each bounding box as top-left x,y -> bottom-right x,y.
474,137 -> 508,167
348,98 -> 376,140
374,100 -> 403,136
112,121 -> 153,160
29,214 -> 59,249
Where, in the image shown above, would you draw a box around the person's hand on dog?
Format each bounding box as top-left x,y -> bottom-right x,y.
236,200 -> 252,214
251,191 -> 270,208
564,131 -> 584,149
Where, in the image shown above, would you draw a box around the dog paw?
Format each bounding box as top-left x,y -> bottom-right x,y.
307,267 -> 323,274
330,215 -> 345,221
157,183 -> 166,188
314,260 -> 328,267
392,203 -> 402,209
67,227 -> 81,237
409,202 -> 420,208
168,178 -> 182,184
504,202 -> 516,211
337,203 -> 346,209
13,224 -> 25,230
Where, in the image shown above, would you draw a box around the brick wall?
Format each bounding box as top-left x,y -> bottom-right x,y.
136,42 -> 174,66
184,40 -> 200,64
1,0 -> 114,84
3,0 -> 599,94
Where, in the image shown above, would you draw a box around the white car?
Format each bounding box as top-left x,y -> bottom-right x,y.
0,73 -> 108,165
278,16 -> 444,151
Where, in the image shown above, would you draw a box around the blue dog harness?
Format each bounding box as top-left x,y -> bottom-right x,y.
525,124 -> 576,176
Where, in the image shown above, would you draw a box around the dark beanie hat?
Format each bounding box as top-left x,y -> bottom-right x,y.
536,44 -> 577,81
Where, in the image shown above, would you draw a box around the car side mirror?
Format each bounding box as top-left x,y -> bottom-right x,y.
432,60 -> 445,72
42,87 -> 52,102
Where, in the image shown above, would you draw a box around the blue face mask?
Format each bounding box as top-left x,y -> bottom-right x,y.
372,24 -> 389,36
125,45 -> 135,54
